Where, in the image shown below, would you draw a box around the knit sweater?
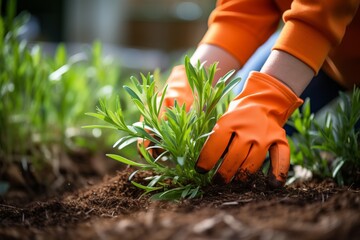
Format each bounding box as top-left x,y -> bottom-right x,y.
201,0 -> 360,88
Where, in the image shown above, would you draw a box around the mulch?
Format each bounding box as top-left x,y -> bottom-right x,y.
0,168 -> 359,240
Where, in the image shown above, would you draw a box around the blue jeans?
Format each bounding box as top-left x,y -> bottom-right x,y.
233,32 -> 346,135
284,70 -> 346,135
233,32 -> 279,94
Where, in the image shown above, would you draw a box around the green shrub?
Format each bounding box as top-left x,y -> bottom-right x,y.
288,87 -> 360,185
86,56 -> 241,200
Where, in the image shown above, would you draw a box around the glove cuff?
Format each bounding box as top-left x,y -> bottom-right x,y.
247,71 -> 304,124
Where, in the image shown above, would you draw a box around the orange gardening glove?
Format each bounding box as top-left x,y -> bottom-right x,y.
195,72 -> 303,187
137,65 -> 194,156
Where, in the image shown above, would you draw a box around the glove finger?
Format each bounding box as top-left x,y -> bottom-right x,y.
268,139 -> 290,188
236,144 -> 267,181
213,136 -> 250,184
195,129 -> 234,174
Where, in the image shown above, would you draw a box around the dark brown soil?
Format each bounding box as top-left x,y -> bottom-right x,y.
1,168 -> 359,240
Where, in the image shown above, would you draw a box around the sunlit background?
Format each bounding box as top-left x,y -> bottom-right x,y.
7,0 -> 216,71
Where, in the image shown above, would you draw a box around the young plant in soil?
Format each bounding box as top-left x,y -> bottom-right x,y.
86,57 -> 241,200
288,87 -> 360,186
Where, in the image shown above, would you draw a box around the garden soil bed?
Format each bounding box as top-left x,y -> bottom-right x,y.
1,168 -> 360,240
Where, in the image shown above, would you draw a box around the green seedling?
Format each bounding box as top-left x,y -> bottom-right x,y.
288,87 -> 360,185
86,56 -> 241,200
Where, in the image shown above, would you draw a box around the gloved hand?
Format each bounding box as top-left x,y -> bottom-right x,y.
158,65 -> 194,114
195,71 -> 303,187
137,65 -> 194,156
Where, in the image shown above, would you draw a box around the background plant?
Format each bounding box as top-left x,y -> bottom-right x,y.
0,1 -> 135,192
288,87 -> 360,186
86,56 -> 240,200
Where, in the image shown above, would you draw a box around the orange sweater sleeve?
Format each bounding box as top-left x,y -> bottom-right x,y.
200,0 -> 281,66
273,0 -> 359,74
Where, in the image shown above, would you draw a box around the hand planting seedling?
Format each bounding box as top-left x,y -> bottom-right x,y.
86,56 -> 241,200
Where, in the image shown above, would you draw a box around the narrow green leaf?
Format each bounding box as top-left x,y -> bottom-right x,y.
128,170 -> 140,182
332,158 -> 345,178
222,76 -> 241,97
106,154 -> 149,168
189,186 -> 201,199
131,181 -> 162,192
123,85 -> 142,102
82,124 -> 118,130
55,43 -> 67,66
147,175 -> 163,187
217,69 -> 235,84
113,136 -> 138,149
195,130 -> 214,141
181,186 -> 191,199
151,187 -> 184,201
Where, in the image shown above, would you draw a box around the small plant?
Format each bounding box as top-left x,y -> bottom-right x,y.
86,56 -> 240,200
288,87 -> 360,185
